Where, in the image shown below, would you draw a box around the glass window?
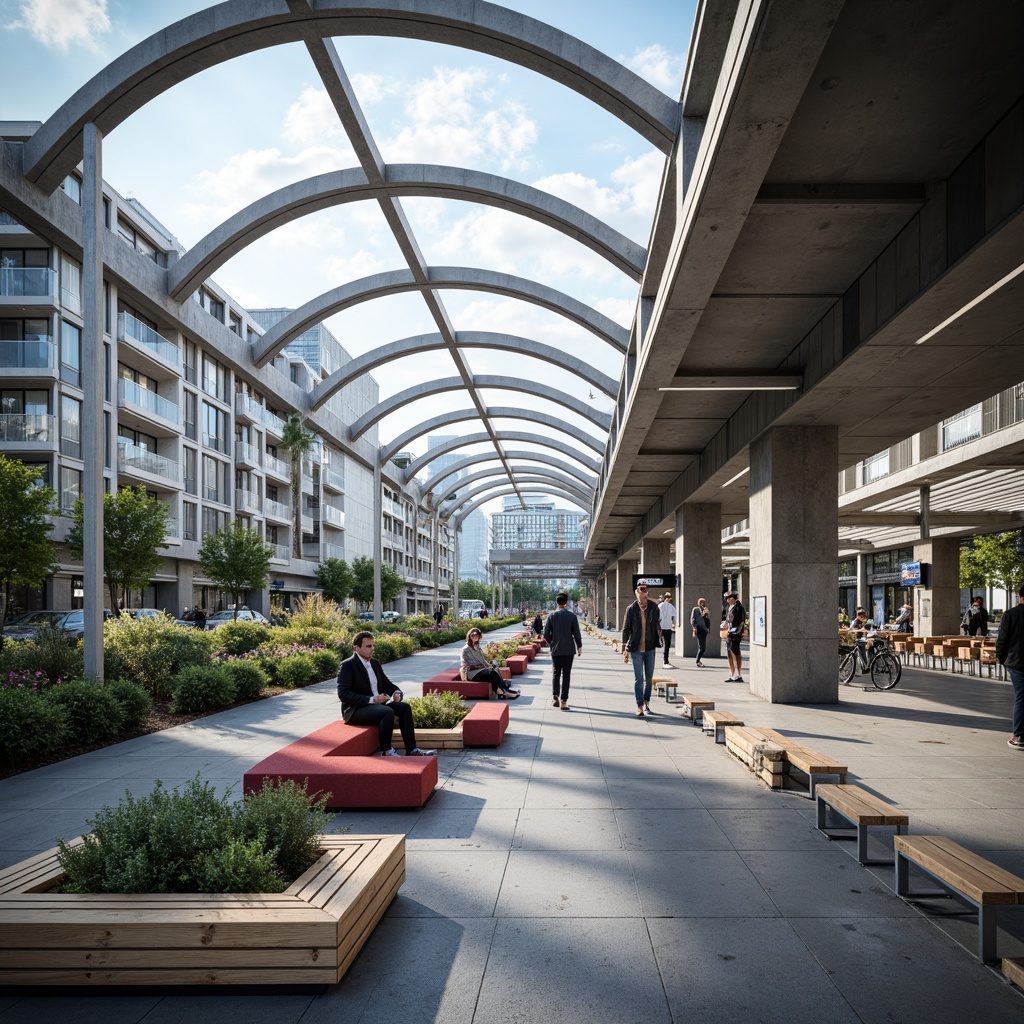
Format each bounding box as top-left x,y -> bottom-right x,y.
183,340 -> 197,384
203,455 -> 224,503
183,501 -> 197,541
183,390 -> 197,441
202,401 -> 227,452
202,355 -> 226,401
60,254 -> 82,314
60,466 -> 82,512
61,395 -> 81,458
61,175 -> 82,204
183,447 -> 197,496
61,320 -> 81,386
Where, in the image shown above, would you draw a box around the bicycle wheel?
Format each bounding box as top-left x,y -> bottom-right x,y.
838,649 -> 857,685
870,651 -> 901,689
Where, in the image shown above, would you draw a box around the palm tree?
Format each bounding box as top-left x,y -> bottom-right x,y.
281,413 -> 316,560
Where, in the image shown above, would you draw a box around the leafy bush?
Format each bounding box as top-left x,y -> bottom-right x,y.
170,663 -> 235,714
311,648 -> 340,681
407,691 -> 470,729
287,593 -> 350,630
57,776 -> 331,894
105,679 -> 153,730
222,660 -> 268,701
0,629 -> 82,686
104,615 -> 213,700
271,624 -> 341,649
276,653 -> 316,689
43,680 -> 124,745
0,685 -> 68,767
213,621 -> 271,655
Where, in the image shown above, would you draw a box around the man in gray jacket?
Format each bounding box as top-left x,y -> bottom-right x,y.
544,592 -> 583,710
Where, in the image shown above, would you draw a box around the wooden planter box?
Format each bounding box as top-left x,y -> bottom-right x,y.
0,834 -> 404,986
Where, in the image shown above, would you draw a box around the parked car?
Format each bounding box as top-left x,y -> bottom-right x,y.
381,611 -> 403,623
2,609 -> 112,642
126,608 -> 173,621
204,608 -> 270,629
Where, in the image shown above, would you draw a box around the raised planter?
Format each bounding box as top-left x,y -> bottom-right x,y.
0,834 -> 404,986
394,702 -> 509,749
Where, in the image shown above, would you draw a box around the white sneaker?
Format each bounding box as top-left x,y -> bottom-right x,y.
382,748 -> 401,757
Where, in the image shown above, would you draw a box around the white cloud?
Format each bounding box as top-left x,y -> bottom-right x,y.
324,249 -> 387,283
282,87 -> 350,149
625,43 -> 685,94
352,72 -> 402,105
7,0 -> 109,50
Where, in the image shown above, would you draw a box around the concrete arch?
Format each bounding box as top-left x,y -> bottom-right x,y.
451,485 -> 589,525
168,165 -> 645,300
312,331 -> 617,411
380,406 -> 605,462
438,470 -> 592,513
24,1 -> 679,192
252,268 -> 628,367
443,479 -> 591,519
401,431 -> 600,481
433,465 -> 592,507
350,376 -> 612,441
423,450 -> 597,496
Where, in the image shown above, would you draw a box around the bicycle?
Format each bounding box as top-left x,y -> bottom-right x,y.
838,630 -> 902,689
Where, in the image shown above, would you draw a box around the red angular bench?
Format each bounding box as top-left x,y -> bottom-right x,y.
506,654 -> 528,675
462,702 -> 509,745
423,678 -> 491,699
517,645 -> 537,661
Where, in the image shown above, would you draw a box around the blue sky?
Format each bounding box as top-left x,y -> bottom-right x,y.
1,0 -> 697,503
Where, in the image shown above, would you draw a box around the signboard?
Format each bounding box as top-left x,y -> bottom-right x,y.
900,561 -> 923,587
271,580 -> 285,589
632,574 -> 677,591
751,595 -> 767,646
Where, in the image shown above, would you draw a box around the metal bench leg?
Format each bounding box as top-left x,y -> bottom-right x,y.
979,906 -> 997,962
896,850 -> 909,895
816,794 -> 827,831
857,824 -> 869,865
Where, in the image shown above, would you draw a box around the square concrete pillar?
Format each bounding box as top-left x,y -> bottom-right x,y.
677,504 -> 722,661
615,558 -> 636,631
749,426 -> 839,703
913,537 -> 961,636
640,538 -> 671,575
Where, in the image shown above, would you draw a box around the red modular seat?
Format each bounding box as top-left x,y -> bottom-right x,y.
462,702 -> 509,746
517,645 -> 536,661
426,667 -> 462,683
506,655 -> 528,675
423,679 -> 491,699
244,720 -> 437,809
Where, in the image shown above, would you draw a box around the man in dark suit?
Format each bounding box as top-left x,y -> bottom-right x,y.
337,631 -> 436,757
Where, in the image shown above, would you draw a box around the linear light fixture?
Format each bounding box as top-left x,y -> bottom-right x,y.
658,373 -> 802,391
721,467 -> 749,488
915,260 -> 1024,345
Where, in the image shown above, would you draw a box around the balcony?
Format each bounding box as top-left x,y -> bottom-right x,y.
164,517 -> 181,546
264,452 -> 289,481
263,408 -> 285,437
0,413 -> 56,445
322,467 -> 345,493
264,497 -> 290,522
0,338 -> 56,378
117,377 -> 179,429
235,393 -> 262,424
235,488 -> 262,514
388,499 -> 405,519
0,266 -> 55,302
235,440 -> 262,469
323,542 -> 346,561
302,541 -> 321,560
321,504 -> 345,529
117,440 -> 179,484
269,543 -> 291,563
118,312 -> 180,367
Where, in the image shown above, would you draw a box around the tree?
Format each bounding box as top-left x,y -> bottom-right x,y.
315,556 -> 353,604
973,530 -> 1024,608
0,456 -> 57,642
350,556 -> 404,608
281,413 -> 316,560
455,578 -> 489,602
68,485 -> 168,612
959,541 -> 986,600
198,523 -> 272,618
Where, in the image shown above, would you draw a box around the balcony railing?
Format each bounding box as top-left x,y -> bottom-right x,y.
269,543 -> 291,561
323,542 -> 346,561
117,440 -> 179,483
264,452 -> 289,479
0,339 -> 55,370
235,488 -> 262,513
263,409 -> 285,436
942,404 -> 984,451
0,413 -> 56,442
117,377 -> 179,424
322,467 -> 345,492
164,517 -> 180,540
235,393 -> 262,423
321,504 -> 345,528
0,266 -> 55,298
264,497 -> 290,520
118,312 -> 180,365
235,440 -> 262,467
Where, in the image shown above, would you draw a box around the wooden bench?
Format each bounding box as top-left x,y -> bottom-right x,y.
0,834 -> 403,986
653,676 -> 677,701
679,694 -> 714,725
1004,957 -> 1024,991
755,727 -> 848,798
895,835 -> 1024,962
701,709 -> 743,743
815,783 -> 909,865
724,726 -> 786,787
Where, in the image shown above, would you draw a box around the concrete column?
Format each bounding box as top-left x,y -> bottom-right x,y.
856,553 -> 867,612
749,426 -> 839,703
677,503 -> 722,661
372,460 -> 381,619
913,537 -> 960,636
614,558 -> 635,632
639,538 -> 671,575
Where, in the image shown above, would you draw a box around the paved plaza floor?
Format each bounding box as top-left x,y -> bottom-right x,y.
1,626 -> 1022,1022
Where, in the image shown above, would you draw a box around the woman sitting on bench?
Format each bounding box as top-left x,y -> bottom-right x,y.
461,627 -> 520,698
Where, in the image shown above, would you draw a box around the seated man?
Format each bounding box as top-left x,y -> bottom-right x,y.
337,631 -> 436,757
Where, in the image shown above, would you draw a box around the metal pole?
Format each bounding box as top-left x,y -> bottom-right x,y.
373,458 -> 381,620
82,123 -> 105,681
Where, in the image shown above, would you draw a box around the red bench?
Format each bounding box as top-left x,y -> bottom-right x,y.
243,721 -> 437,809
423,679 -> 491,699
517,645 -> 537,661
506,654 -> 528,675
462,702 -> 509,745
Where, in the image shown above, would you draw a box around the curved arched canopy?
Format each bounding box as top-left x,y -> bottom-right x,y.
25,1 -> 679,193
313,331 -> 617,410
350,376 -> 612,441
439,472 -> 592,515
451,485 -> 590,525
423,450 -> 597,496
380,407 -> 606,463
401,431 -> 601,480
252,267 -> 629,367
168,165 -> 646,299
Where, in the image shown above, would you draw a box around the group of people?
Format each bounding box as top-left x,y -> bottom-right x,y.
180,605 -> 206,628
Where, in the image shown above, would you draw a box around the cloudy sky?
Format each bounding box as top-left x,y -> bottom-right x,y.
1,0 -> 696,511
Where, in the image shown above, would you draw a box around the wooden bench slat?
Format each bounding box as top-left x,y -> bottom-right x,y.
814,784 -> 908,827
895,836 -> 1023,905
1003,957 -> 1024,989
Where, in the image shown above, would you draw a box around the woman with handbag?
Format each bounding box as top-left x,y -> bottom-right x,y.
690,597 -> 710,667
461,627 -> 520,698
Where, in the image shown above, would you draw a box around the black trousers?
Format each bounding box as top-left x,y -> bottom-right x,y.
662,629 -> 674,664
345,701 -> 417,752
473,667 -> 512,693
551,654 -> 575,700
694,629 -> 707,663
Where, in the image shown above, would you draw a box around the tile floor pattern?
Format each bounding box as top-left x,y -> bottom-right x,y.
1,627 -> 1023,1022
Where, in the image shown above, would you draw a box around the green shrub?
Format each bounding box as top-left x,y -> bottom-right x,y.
311,648 -> 340,681
406,691 -> 470,729
213,621 -> 271,655
287,593 -> 350,630
56,776 -> 330,894
43,680 -> 124,745
271,624 -> 340,649
170,663 -> 235,714
276,653 -> 316,689
0,686 -> 68,768
104,679 -> 153,730
104,615 -> 213,700
222,660 -> 268,701
27,626 -> 84,683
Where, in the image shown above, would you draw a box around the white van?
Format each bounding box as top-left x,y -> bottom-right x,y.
458,599 -> 485,619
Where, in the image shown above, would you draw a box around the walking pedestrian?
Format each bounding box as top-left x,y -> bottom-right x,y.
658,592 -> 676,667
995,585 -> 1024,750
723,591 -> 745,682
963,596 -> 989,637
544,592 -> 582,710
622,583 -> 662,717
690,597 -> 710,667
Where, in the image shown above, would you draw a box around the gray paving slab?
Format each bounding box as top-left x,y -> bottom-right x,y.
614,807 -> 734,851
388,850 -> 509,918
405,808 -> 520,850
0,995 -> 164,1024
709,807 -> 830,850
606,777 -> 704,808
512,808 -> 623,850
136,993 -> 312,1024
522,776 -> 612,808
495,849 -> 639,916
